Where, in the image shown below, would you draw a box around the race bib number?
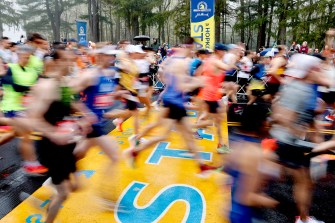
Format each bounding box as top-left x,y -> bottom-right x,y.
94,94 -> 113,108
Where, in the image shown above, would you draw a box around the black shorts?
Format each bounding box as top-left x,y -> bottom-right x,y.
205,101 -> 220,114
87,123 -> 107,138
320,91 -> 335,104
275,141 -> 311,169
189,88 -> 201,97
163,101 -> 187,122
125,92 -> 138,111
265,83 -> 281,96
224,75 -> 236,82
36,138 -> 76,185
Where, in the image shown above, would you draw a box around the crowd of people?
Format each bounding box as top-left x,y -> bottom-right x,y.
0,28 -> 334,223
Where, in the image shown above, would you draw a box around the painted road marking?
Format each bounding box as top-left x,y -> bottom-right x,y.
1,111 -> 229,223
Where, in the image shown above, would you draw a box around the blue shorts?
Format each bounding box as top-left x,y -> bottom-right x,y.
3,110 -> 25,118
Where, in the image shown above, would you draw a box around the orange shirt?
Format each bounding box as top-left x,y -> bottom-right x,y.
200,57 -> 225,101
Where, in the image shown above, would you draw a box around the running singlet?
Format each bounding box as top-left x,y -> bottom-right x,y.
161,72 -> 185,108
84,72 -> 116,120
119,62 -> 138,94
200,57 -> 225,101
225,166 -> 255,223
1,63 -> 38,112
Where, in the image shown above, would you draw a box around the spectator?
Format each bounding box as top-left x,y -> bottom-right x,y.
9,42 -> 18,63
299,41 -> 309,54
290,41 -> 297,52
0,37 -> 12,64
314,48 -> 319,53
151,38 -> 160,52
20,35 -> 26,44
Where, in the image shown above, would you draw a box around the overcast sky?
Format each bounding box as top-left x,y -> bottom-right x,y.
3,25 -> 25,42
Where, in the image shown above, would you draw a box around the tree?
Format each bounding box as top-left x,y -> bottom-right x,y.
173,0 -> 190,43
0,0 -> 20,37
17,0 -> 82,41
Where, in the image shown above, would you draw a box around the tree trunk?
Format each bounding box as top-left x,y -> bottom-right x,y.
110,6 -> 113,42
88,0 -> 93,40
91,0 -> 99,42
215,0 -> 222,42
266,0 -> 274,47
256,0 -> 267,50
115,16 -> 120,41
54,0 -> 61,41
277,0 -> 288,45
240,0 -> 245,43
131,16 -> 139,40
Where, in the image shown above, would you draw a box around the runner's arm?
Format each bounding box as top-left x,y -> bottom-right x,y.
68,69 -> 95,93
214,60 -> 233,72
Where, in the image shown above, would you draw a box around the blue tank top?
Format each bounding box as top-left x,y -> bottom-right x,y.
225,165 -> 254,223
84,72 -> 116,120
162,72 -> 185,108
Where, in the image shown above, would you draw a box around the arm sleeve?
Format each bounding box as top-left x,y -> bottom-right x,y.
2,68 -> 31,92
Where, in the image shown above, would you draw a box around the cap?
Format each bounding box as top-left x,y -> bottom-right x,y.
196,49 -> 209,54
95,45 -> 120,55
285,54 -> 321,79
126,45 -> 145,54
214,43 -> 228,51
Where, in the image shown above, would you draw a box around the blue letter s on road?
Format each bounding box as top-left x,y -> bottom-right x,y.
115,181 -> 206,223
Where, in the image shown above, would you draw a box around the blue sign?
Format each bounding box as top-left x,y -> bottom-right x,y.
76,20 -> 87,42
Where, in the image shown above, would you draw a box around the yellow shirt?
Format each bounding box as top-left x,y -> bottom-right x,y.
119,62 -> 138,93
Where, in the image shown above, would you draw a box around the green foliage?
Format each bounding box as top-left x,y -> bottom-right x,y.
0,0 -> 21,28
16,0 -> 83,39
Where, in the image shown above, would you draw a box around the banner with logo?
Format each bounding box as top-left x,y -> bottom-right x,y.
76,20 -> 87,43
190,0 -> 215,49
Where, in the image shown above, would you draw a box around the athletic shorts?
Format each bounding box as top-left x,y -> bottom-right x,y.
87,123 -> 108,138
205,101 -> 220,114
320,91 -> 335,104
224,75 -> 236,82
124,92 -> 138,111
265,83 -> 281,96
3,110 -> 25,118
36,137 -> 76,185
275,141 -> 311,169
163,100 -> 187,122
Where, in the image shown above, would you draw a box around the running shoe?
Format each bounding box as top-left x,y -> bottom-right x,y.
295,216 -> 325,223
325,114 -> 335,122
123,148 -> 138,168
23,164 -> 48,175
194,131 -> 203,140
112,118 -> 123,132
197,163 -> 218,178
128,135 -> 141,147
217,144 -> 231,154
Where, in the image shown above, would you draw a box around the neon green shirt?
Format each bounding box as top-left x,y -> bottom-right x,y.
1,63 -> 38,112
